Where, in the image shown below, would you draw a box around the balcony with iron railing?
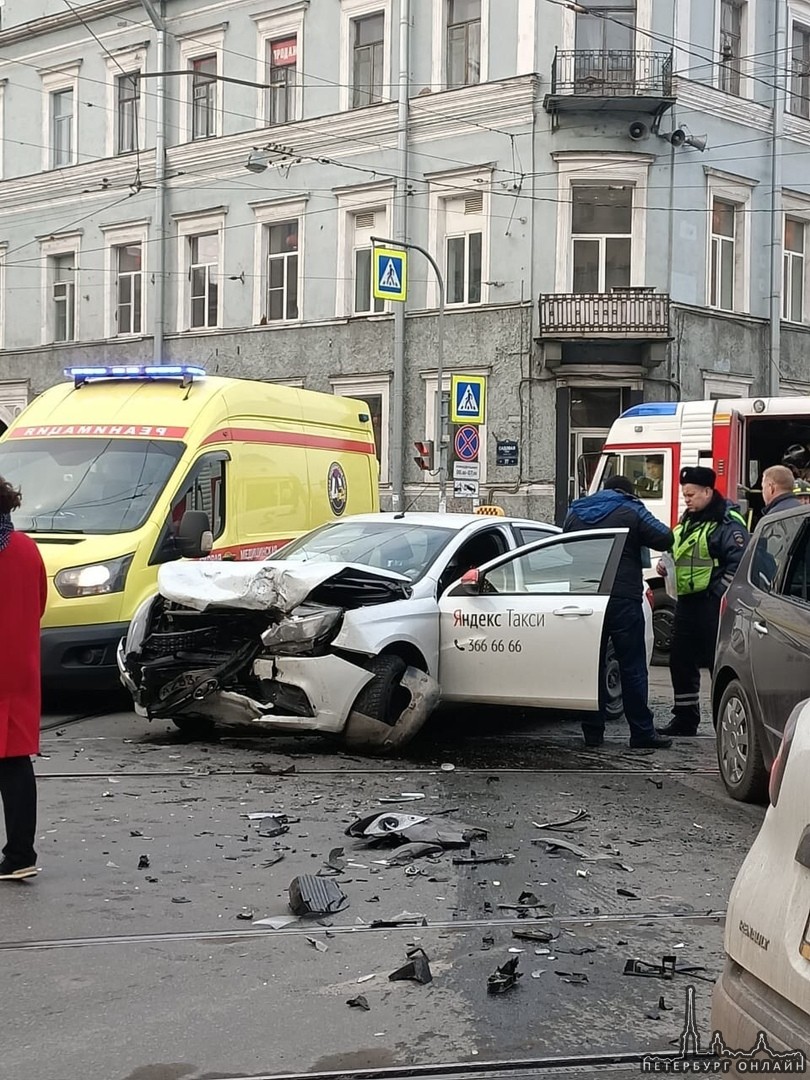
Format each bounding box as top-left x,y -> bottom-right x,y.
538,288 -> 671,340
544,50 -> 675,123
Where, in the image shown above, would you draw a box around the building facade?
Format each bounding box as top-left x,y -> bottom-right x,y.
0,0 -> 809,522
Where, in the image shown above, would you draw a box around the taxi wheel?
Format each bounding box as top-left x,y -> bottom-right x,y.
716,680 -> 768,803
351,654 -> 408,727
652,593 -> 676,666
170,715 -> 216,738
603,640 -> 624,722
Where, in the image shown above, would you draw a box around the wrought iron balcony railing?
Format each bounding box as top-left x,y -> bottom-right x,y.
549,50 -> 673,99
538,290 -> 671,340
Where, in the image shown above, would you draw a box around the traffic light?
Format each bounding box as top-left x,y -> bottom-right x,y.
414,440 -> 434,471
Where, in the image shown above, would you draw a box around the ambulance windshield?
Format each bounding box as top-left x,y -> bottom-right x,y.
0,437 -> 185,534
602,451 -> 666,501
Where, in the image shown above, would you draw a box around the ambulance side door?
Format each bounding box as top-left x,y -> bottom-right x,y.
437,530 -> 628,710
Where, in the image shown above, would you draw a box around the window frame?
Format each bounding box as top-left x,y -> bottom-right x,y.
250,197 -> 307,325
339,0 -> 391,112
432,0 -> 490,89
41,64 -> 81,172
784,216 -> 806,323
570,183 -> 634,294
427,168 -> 491,309
39,233 -> 81,346
102,222 -> 148,339
116,72 -> 141,156
254,7 -> 306,126
49,86 -> 75,169
790,20 -> 810,119
104,47 -> 147,158
266,219 -> 300,323
552,153 -> 651,293
335,182 -> 392,317
174,209 -> 226,333
705,171 -> 756,314
702,373 -> 752,399
331,374 -> 391,485
178,29 -> 224,142
713,0 -> 756,98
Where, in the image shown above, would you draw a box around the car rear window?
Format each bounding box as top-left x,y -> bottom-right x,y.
749,517 -> 803,594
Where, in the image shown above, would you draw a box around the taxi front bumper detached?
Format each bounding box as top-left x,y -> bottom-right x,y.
117,560 -> 440,751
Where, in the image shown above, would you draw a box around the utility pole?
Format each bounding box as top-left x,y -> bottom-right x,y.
769,0 -> 787,397
390,0 -> 410,511
372,237 -> 447,512
139,0 -> 167,364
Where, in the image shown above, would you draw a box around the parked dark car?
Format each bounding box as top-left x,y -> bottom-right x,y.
712,504 -> 810,802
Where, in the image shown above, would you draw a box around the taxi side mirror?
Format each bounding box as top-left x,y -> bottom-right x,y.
178,510 -> 214,559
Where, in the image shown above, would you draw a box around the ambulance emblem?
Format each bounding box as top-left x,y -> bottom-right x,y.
327,462 -> 348,516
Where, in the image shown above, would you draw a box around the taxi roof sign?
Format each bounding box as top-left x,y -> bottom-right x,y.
450,374 -> 486,425
373,247 -> 407,303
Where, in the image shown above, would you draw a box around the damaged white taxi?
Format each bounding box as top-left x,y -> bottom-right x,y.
118,513 -> 643,751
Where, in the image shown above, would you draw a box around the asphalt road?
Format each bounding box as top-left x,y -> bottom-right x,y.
0,671 -> 765,1080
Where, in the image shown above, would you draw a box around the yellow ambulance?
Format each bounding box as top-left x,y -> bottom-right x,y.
0,365 -> 379,688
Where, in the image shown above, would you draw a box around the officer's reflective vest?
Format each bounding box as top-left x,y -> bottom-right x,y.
672,511 -> 746,595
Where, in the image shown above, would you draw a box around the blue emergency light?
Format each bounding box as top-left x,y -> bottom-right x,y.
621,402 -> 678,418
65,364 -> 207,387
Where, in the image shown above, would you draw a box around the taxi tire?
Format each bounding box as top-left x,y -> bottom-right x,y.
716,679 -> 768,804
170,715 -> 216,738
603,640 -> 624,722
351,654 -> 408,728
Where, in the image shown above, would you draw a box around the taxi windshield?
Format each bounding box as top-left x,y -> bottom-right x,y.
274,520 -> 457,581
0,437 -> 185,534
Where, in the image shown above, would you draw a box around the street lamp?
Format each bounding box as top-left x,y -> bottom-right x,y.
245,150 -> 270,173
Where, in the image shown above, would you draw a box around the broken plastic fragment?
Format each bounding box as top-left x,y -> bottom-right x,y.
385,843 -> 444,866
532,809 -> 589,831
357,973 -> 376,983
369,912 -> 428,928
236,910 -> 254,921
346,811 -> 486,848
346,995 -> 370,1011
138,855 -> 150,870
307,937 -> 328,953
487,956 -> 522,995
388,947 -> 432,985
252,915 -> 299,929
511,928 -> 555,945
171,896 -> 191,904
440,763 -> 455,772
288,875 -> 349,917
531,969 -> 546,979
555,970 -> 589,985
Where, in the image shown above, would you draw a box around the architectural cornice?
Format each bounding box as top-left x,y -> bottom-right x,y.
0,0 -> 138,46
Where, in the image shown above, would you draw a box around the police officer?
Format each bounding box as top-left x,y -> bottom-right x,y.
659,466 -> 749,737
565,475 -> 674,750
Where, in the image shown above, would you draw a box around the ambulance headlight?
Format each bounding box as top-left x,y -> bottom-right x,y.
55,554 -> 134,598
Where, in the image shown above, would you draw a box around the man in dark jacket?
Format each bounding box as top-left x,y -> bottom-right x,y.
564,475 -> 674,750
659,466 -> 749,736
761,465 -> 802,516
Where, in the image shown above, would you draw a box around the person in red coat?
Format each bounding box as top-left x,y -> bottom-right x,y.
0,475 -> 47,880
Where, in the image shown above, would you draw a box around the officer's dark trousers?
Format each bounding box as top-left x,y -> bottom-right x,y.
669,592 -> 721,732
585,596 -> 656,742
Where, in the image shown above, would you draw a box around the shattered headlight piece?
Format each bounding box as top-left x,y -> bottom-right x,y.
261,604 -> 342,655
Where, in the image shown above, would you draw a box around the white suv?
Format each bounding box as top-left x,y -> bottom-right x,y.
711,700 -> 810,1053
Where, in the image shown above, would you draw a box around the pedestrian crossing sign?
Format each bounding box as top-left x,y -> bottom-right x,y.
450,374 -> 486,425
373,247 -> 408,302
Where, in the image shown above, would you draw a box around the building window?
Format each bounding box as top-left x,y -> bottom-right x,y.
267,220 -> 299,321
115,243 -> 142,335
267,36 -> 298,124
352,13 -> 384,108
51,89 -> 73,168
719,0 -> 743,95
447,0 -> 481,88
332,376 -> 390,483
791,24 -> 810,119
52,253 -> 76,342
191,55 -> 217,139
710,198 -> 736,311
352,210 -> 385,314
116,73 -> 140,154
443,192 -> 484,305
571,185 -> 632,293
189,234 -> 219,329
784,218 -> 805,323
574,1 -> 636,61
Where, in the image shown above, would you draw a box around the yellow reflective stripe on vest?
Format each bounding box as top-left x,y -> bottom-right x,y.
672,520 -> 717,595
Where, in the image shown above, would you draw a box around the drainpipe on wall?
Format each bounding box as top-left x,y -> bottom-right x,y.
390,0 -> 410,511
140,0 -> 167,364
768,0 -> 787,398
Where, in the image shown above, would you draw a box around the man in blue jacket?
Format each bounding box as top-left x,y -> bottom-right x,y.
564,475 -> 674,750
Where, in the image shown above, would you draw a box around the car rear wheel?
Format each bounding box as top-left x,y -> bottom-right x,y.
604,640 -> 624,722
170,715 -> 216,738
652,592 -> 675,666
716,680 -> 768,803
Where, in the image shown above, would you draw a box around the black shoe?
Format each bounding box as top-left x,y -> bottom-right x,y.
629,733 -> 673,750
659,720 -> 699,737
582,731 -> 604,748
0,859 -> 38,881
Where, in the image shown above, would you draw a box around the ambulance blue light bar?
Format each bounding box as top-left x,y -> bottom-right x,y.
65,364 -> 207,387
621,402 -> 678,418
